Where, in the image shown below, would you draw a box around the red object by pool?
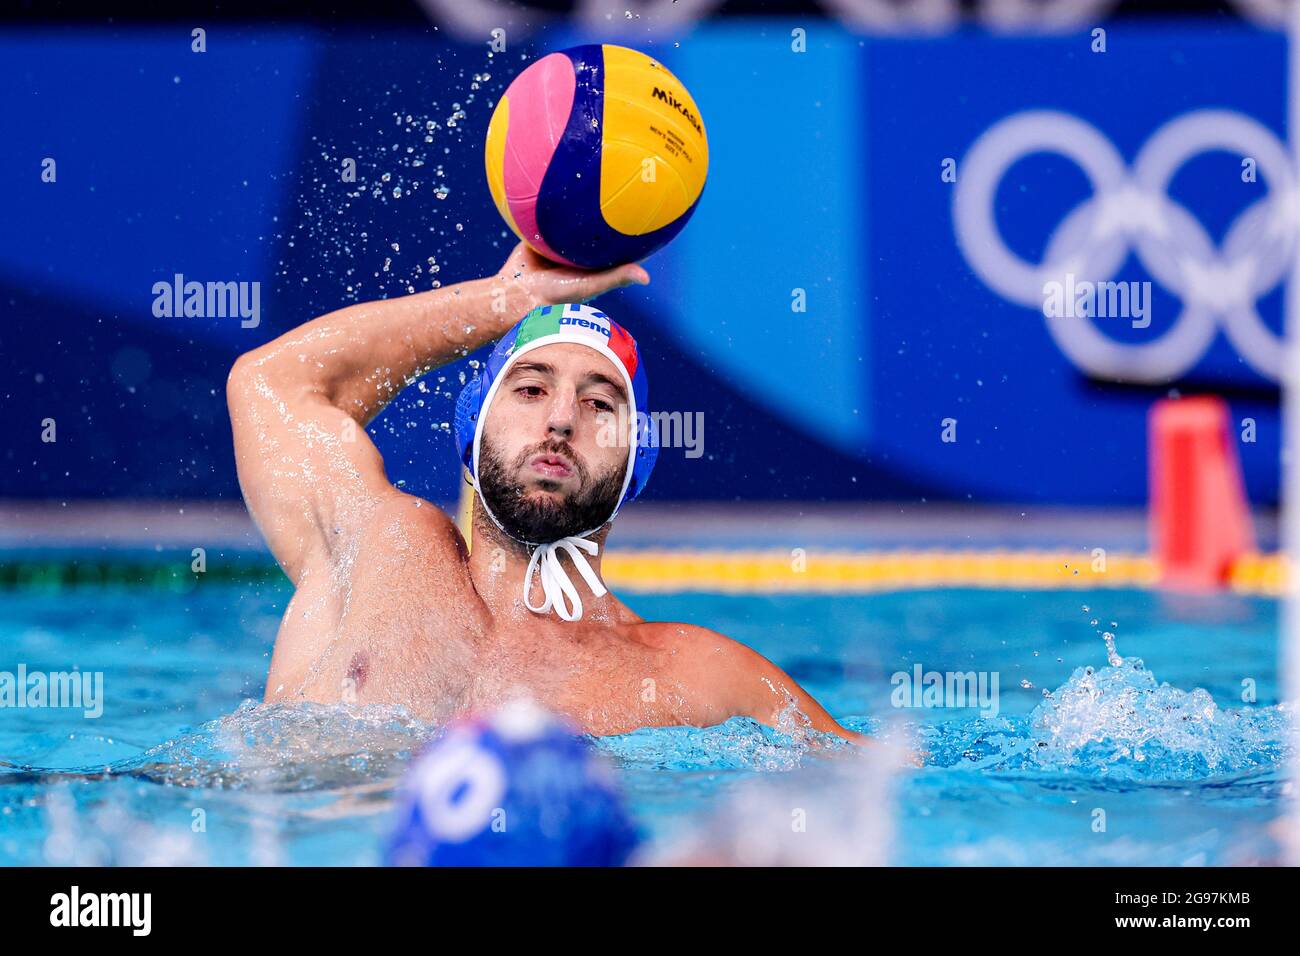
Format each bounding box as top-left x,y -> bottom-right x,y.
1149,396 -> 1255,589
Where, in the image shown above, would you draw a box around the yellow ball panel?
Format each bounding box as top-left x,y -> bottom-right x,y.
599,45 -> 709,236
598,142 -> 692,235
484,93 -> 523,241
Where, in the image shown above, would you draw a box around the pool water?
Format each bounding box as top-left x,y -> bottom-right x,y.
0,560 -> 1291,866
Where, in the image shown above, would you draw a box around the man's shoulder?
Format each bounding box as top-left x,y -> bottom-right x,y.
628,620 -> 761,669
624,620 -> 772,727
347,491 -> 470,579
361,491 -> 466,547
340,493 -> 487,636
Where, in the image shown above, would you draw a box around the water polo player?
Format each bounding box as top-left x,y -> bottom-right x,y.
228,242 -> 861,740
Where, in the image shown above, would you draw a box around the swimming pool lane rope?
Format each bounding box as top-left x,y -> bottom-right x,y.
0,550 -> 1287,597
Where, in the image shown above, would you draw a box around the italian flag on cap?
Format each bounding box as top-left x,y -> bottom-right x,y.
513,304 -> 639,378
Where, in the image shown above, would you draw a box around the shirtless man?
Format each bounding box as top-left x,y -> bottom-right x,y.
227,242 -> 860,740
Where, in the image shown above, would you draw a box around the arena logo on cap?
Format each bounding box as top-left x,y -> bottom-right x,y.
559,315 -> 610,336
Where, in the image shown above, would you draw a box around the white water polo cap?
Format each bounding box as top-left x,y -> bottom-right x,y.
453,303 -> 658,621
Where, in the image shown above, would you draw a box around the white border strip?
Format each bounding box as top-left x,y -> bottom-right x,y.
1285,0 -> 1300,866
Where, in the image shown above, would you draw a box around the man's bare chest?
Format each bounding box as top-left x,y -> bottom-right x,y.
333,580 -> 676,731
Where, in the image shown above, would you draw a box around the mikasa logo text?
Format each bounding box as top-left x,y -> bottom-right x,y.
651,87 -> 702,135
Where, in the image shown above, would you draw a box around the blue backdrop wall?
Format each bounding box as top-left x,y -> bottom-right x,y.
1,19 -> 1286,504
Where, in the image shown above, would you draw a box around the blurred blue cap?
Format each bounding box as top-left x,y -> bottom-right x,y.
384,699 -> 640,867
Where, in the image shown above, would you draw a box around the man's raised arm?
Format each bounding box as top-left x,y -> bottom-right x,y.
225,243 -> 648,581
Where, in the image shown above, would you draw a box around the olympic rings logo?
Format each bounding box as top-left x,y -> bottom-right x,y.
953,110 -> 1297,383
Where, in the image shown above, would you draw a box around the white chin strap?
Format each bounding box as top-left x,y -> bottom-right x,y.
523,536 -> 607,622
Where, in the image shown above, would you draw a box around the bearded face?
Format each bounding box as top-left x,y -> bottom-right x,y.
475,342 -> 631,544
477,432 -> 626,543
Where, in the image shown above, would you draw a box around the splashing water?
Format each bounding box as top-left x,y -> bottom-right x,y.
277,64 -> 501,308
595,701 -> 862,774
923,629 -> 1291,782
636,738 -> 901,867
98,630 -> 1292,791
115,699 -> 434,790
2,587 -> 1291,866
1027,657 -> 1289,779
